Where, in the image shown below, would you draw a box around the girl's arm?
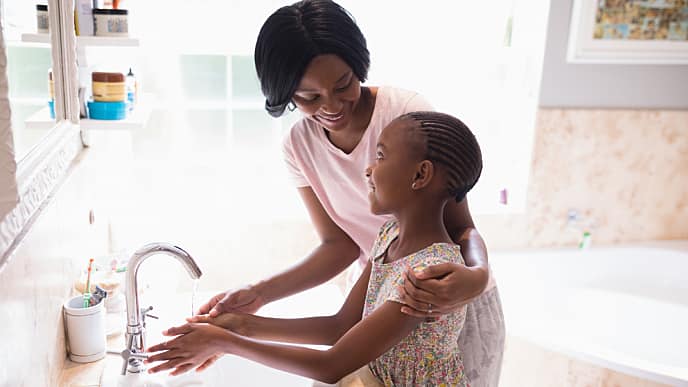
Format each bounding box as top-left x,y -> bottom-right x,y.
197,187 -> 361,316
148,297 -> 423,383
189,263 -> 374,345
225,301 -> 423,384
400,198 -> 489,316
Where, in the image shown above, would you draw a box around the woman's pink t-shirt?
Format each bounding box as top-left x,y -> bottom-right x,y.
283,86 -> 496,291
282,86 -> 433,266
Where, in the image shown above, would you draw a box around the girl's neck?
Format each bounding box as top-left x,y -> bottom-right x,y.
325,86 -> 377,154
386,200 -> 452,263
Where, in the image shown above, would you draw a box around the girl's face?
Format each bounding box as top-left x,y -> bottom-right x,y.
365,119 -> 423,215
292,54 -> 362,132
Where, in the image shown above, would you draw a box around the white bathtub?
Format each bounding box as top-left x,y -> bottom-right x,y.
491,240 -> 688,386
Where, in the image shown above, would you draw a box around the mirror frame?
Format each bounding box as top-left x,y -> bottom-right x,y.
0,0 -> 82,268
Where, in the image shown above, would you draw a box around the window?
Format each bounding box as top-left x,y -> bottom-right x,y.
95,0 -> 550,218
345,0 -> 550,213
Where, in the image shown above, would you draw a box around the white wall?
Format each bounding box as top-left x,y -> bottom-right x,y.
538,0 -> 688,109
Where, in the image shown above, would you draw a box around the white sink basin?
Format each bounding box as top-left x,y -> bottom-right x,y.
101,284 -> 344,386
101,355 -> 315,387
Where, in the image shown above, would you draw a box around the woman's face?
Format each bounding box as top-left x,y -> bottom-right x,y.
292,54 -> 362,132
365,119 -> 422,215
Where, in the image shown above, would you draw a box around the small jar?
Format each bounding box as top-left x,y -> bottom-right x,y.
93,8 -> 128,37
36,4 -> 49,33
92,72 -> 126,102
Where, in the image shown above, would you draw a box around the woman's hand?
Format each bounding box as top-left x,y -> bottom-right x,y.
186,313 -> 249,335
399,262 -> 488,317
196,285 -> 266,317
145,323 -> 233,375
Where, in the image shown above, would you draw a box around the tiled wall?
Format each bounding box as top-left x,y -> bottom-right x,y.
478,108 -> 688,249
0,150 -> 104,386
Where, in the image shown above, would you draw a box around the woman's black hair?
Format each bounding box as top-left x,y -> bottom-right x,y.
402,111 -> 483,202
254,0 -> 370,117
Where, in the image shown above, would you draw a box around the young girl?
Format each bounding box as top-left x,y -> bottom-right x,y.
146,111 -> 483,386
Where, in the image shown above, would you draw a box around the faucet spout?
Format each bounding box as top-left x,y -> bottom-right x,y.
123,242 -> 202,374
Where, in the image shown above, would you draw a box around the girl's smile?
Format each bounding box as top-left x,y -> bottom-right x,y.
365,118 -> 422,215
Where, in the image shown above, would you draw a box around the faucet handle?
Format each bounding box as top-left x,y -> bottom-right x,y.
108,348 -> 150,375
140,306 -> 159,327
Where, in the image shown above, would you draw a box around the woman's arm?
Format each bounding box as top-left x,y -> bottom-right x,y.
399,198 -> 489,317
254,187 -> 362,303
197,187 -> 361,316
189,263 -> 373,346
445,198 -> 488,271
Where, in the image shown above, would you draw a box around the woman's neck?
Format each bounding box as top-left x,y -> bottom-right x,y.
386,200 -> 452,262
325,86 -> 377,154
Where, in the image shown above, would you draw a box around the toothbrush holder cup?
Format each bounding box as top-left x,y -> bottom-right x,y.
63,295 -> 107,363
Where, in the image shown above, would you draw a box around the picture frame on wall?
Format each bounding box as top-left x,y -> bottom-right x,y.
567,0 -> 688,64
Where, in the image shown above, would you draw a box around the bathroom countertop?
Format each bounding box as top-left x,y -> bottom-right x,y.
60,337 -> 120,387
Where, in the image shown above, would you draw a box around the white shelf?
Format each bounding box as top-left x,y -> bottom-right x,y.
19,32 -> 50,44
24,107 -> 57,130
25,94 -> 154,131
21,33 -> 139,47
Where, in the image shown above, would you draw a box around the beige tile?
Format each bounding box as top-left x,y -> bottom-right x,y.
475,108 -> 688,248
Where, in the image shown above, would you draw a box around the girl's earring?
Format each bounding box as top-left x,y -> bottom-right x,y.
411,182 -> 417,189
288,101 -> 297,112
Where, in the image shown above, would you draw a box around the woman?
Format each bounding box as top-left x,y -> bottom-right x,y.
197,1 -> 505,385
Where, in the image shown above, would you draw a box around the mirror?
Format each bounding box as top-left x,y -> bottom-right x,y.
3,0 -> 56,160
0,0 -> 82,262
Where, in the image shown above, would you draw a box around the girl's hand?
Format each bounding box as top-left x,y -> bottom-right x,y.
196,286 -> 266,317
399,263 -> 487,317
145,323 -> 233,375
186,313 -> 250,335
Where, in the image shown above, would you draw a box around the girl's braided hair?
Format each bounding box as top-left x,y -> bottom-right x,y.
402,111 -> 483,202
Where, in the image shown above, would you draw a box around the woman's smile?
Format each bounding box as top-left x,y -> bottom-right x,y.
316,110 -> 346,125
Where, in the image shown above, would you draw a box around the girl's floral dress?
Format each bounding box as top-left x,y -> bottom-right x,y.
363,220 -> 469,387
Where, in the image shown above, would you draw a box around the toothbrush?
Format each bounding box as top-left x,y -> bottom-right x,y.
83,258 -> 94,307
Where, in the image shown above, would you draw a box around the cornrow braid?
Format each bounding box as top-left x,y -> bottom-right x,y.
403,111 -> 483,202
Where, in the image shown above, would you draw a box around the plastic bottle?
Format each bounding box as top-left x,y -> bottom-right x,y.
578,230 -> 592,249
48,68 -> 55,118
125,67 -> 136,110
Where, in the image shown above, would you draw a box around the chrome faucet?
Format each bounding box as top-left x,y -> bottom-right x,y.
120,243 -> 202,375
